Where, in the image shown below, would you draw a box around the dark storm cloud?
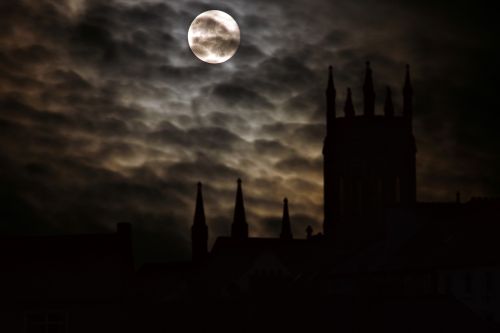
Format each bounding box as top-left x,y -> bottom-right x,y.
231,43 -> 265,63
204,111 -> 246,128
50,70 -> 93,90
0,0 -> 498,262
210,83 -> 274,110
67,2 -> 177,60
275,155 -> 322,177
167,153 -> 244,185
148,121 -> 247,153
253,139 -> 295,157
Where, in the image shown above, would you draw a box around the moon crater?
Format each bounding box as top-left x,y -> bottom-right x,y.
188,10 -> 240,64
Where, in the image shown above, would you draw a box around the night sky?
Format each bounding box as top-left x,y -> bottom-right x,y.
1,0 -> 498,262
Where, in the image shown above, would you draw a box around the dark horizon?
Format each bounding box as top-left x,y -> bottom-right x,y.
1,0 -> 499,264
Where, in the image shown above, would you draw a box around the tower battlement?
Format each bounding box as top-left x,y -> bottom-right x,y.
323,63 -> 416,248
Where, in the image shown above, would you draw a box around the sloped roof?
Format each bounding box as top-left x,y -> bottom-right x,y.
211,236 -> 332,275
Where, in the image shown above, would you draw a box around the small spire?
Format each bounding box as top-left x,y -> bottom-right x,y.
363,61 -> 375,116
193,182 -> 205,226
327,65 -> 335,91
280,198 -> 292,240
384,86 -> 394,117
192,181 -> 208,262
231,178 -> 248,239
344,88 -> 355,117
326,65 -> 336,135
404,64 -> 412,94
403,64 -> 413,118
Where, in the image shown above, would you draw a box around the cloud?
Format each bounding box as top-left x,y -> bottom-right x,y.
0,0 -> 498,264
275,155 -> 322,179
210,83 -> 275,110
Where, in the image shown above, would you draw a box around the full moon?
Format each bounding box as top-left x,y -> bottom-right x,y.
188,10 -> 240,64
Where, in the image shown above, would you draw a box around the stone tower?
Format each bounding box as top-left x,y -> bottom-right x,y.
323,63 -> 416,249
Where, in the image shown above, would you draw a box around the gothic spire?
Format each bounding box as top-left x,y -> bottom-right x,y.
384,86 -> 394,117
193,182 -> 205,226
363,61 -> 375,116
327,65 -> 335,91
191,182 -> 208,262
231,178 -> 248,239
280,198 -> 292,240
403,64 -> 413,118
326,65 -> 336,135
344,88 -> 355,117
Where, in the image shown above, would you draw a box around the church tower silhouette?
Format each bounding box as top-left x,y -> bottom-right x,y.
323,63 -> 417,249
190,62 -> 417,261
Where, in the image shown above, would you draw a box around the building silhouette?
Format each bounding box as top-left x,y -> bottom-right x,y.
186,62 -> 500,332
323,63 -> 416,249
1,62 -> 499,333
192,62 -> 417,253
0,223 -> 133,333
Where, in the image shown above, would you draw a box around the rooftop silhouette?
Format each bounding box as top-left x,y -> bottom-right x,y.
1,62 -> 499,333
